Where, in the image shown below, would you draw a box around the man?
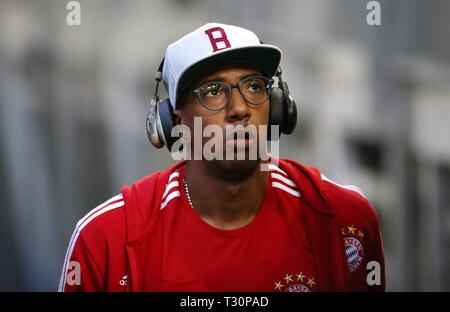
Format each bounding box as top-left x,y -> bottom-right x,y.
59,23 -> 385,292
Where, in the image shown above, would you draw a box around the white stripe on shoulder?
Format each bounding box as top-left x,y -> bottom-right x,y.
75,193 -> 122,228
268,163 -> 288,176
58,195 -> 124,291
320,174 -> 366,198
78,201 -> 124,232
161,191 -> 180,209
167,171 -> 180,184
160,171 -> 181,210
272,182 -> 301,197
271,172 -> 297,187
162,180 -> 179,199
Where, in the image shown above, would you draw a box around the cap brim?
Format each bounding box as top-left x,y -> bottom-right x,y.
175,44 -> 281,108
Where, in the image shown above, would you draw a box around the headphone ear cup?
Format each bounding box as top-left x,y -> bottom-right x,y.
279,81 -> 297,135
156,98 -> 176,151
268,87 -> 284,140
146,97 -> 164,148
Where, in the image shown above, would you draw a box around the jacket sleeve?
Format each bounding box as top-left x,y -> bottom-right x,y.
321,175 -> 386,291
58,230 -> 104,292
345,194 -> 386,292
364,205 -> 386,292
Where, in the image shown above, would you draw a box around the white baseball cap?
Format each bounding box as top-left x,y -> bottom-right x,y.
162,22 -> 282,109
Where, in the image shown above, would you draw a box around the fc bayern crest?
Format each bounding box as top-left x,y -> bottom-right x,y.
284,284 -> 310,292
344,237 -> 364,272
274,273 -> 316,292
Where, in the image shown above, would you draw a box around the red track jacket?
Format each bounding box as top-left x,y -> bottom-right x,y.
59,159 -> 385,291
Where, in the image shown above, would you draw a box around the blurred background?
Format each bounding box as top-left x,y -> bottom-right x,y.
0,0 -> 449,291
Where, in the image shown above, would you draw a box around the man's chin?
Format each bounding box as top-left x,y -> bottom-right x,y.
209,158 -> 260,182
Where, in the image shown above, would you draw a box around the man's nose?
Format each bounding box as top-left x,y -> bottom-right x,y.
226,87 -> 251,123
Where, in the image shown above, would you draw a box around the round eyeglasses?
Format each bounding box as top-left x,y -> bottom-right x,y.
192,76 -> 274,111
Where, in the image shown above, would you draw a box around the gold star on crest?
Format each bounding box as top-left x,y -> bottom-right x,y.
358,230 -> 365,239
275,281 -> 283,291
283,273 -> 293,283
307,277 -> 316,288
341,227 -> 346,235
296,272 -> 305,282
347,225 -> 356,235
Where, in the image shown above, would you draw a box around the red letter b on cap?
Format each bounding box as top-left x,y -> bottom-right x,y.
204,27 -> 231,52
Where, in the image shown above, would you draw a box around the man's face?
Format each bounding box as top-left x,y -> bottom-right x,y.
174,65 -> 270,178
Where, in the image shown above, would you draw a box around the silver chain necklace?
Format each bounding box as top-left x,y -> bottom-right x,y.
183,178 -> 194,209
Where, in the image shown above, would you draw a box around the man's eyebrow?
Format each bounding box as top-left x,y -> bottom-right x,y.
196,77 -> 225,87
239,73 -> 261,80
195,73 -> 263,89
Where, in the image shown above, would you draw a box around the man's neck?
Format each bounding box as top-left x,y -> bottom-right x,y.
184,160 -> 269,230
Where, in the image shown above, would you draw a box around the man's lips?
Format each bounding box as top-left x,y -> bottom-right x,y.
225,129 -> 257,149
226,138 -> 253,149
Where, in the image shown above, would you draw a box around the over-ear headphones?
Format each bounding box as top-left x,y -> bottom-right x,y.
268,67 -> 297,138
146,58 -> 297,151
146,58 -> 178,150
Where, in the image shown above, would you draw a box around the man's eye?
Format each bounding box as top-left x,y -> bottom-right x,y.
202,84 -> 223,97
250,83 -> 261,91
245,80 -> 264,92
